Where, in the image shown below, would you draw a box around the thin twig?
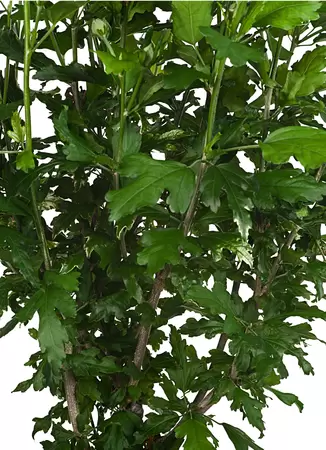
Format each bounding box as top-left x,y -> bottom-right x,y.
260,164 -> 325,296
131,268 -> 169,377
63,343 -> 80,436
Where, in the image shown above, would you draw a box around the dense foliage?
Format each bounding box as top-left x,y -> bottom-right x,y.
1,1 -> 326,448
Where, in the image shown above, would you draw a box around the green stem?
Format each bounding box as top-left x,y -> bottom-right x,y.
183,58 -> 226,235
3,60 -> 10,105
126,70 -> 143,112
264,36 -> 283,124
176,89 -> 190,128
31,2 -> 42,48
23,1 -> 32,155
102,35 -> 116,56
87,34 -> 95,66
220,144 -> 260,153
0,150 -> 21,154
206,59 -> 226,145
286,30 -> 298,71
72,22 -> 78,64
193,45 -> 206,67
116,6 -> 128,165
2,0 -> 12,105
31,185 -> 51,270
261,36 -> 283,170
32,22 -> 57,52
24,1 -> 51,271
0,0 -> 7,12
71,18 -> 80,112
45,18 -> 65,66
299,27 -> 320,44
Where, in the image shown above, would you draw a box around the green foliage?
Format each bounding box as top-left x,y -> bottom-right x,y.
106,154 -> 195,220
0,1 -> 325,449
172,1 -> 212,44
261,126 -> 326,168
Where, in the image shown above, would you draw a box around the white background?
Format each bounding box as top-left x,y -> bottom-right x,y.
1,4 -> 326,449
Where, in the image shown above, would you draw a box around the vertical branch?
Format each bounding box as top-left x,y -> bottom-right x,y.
23,1 -> 32,155
2,0 -> 12,105
24,2 -> 79,435
113,5 -> 128,257
71,15 -> 80,112
183,58 -> 226,235
130,57 -> 227,382
63,343 -> 80,436
260,35 -> 283,172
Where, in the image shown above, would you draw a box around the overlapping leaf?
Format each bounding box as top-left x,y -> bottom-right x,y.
106,154 -> 195,221
260,126 -> 326,169
175,417 -> 216,450
201,163 -> 253,238
201,28 -> 263,66
255,169 -> 326,204
138,228 -> 201,274
241,1 -> 321,33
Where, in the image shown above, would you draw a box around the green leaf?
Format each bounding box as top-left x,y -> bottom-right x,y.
180,317 -> 224,339
204,163 -> 252,239
267,387 -> 303,412
200,232 -> 253,268
260,126 -> 326,169
201,28 -> 263,66
85,233 -> 116,269
102,424 -> 129,450
175,417 -> 215,450
97,49 -> 140,75
186,283 -> 235,316
77,378 -> 101,401
45,285 -> 77,319
231,388 -> 265,433
282,47 -> 326,99
172,1 -> 212,44
200,165 -> 223,213
33,63 -> 110,85
112,122 -> 142,159
164,63 -> 207,91
38,311 -> 69,373
124,275 -> 143,303
255,170 -> 326,203
44,271 -> 80,292
90,292 -> 131,322
138,411 -> 180,442
8,237 -> 39,287
47,1 -> 86,24
0,29 -> 54,69
222,423 -> 264,450
69,348 -> 119,376
32,416 -> 52,439
12,378 -> 33,393
17,284 -> 76,371
106,154 -> 195,221
0,194 -> 30,215
138,228 -> 200,274
53,109 -> 110,165
242,1 -> 321,32
0,100 -> 23,120
8,110 -> 25,143
101,412 -> 141,450
16,151 -> 35,172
